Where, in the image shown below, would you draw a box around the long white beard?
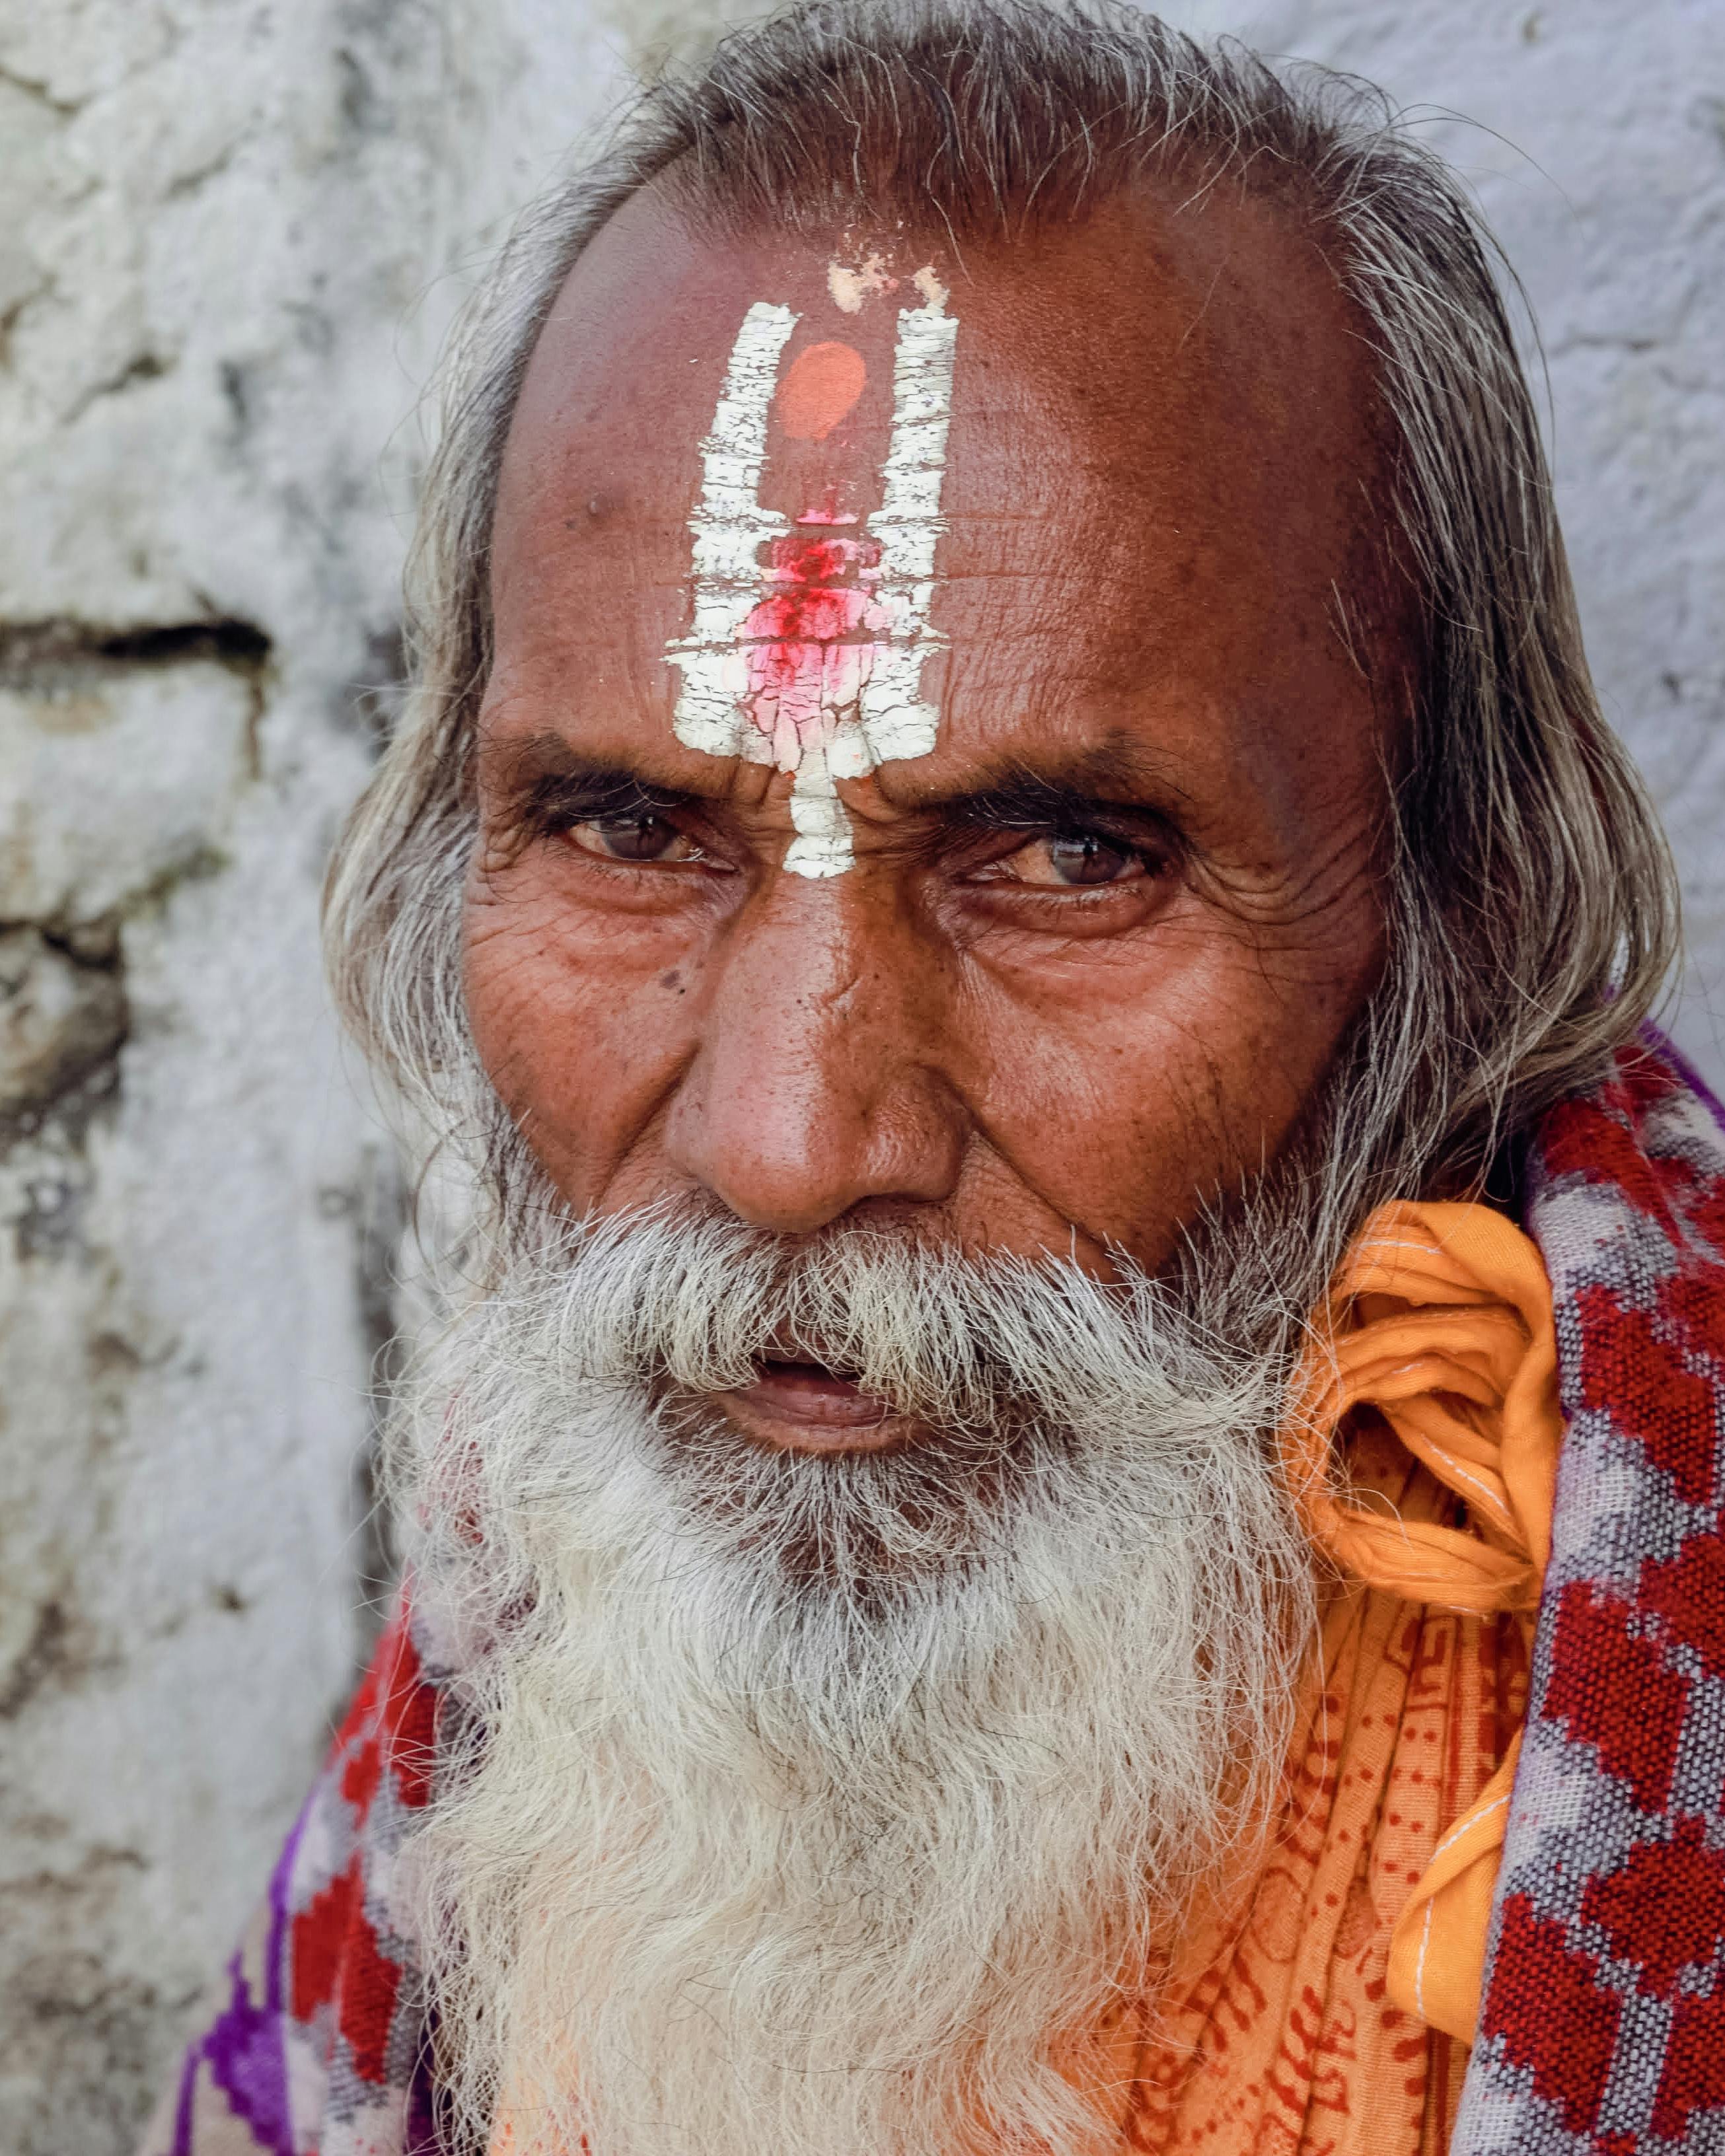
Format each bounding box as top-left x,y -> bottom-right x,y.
394,1205 -> 1317,2156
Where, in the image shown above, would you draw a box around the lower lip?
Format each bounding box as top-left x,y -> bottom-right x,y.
718,1361 -> 907,1455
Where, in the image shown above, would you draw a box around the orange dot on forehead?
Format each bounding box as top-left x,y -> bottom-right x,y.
775,340 -> 867,441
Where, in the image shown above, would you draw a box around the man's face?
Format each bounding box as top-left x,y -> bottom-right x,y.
466,184 -> 1397,1449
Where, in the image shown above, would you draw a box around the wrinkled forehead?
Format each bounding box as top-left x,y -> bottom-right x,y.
490,178 -> 1391,715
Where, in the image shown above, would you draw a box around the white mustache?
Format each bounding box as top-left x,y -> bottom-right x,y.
490,1199 -> 1276,1446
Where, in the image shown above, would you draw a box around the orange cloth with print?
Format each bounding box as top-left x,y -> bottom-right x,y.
493,1200 -> 1562,2156
1072,1199 -> 1562,2153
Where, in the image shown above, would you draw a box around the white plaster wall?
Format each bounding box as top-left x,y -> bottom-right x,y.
1171,0 -> 1725,1090
0,2 -> 1718,2149
0,5 -> 610,2148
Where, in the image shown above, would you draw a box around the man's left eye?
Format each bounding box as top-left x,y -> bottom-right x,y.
995,831 -> 1148,888
568,813 -> 702,865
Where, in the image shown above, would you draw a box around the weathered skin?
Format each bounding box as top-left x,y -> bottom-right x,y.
466,180 -> 1405,1451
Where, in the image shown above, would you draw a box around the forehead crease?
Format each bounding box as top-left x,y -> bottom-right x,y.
499,291 -> 1376,735
510,173 -> 1370,475
488,183 -> 1393,764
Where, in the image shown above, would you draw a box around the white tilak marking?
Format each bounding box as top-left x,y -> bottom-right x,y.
666,275 -> 959,878
846,268 -> 957,769
826,252 -> 891,314
667,301 -> 799,760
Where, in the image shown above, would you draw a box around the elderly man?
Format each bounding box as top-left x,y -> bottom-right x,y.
148,5 -> 1725,2154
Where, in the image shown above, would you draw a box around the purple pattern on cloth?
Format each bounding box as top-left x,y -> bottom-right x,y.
169,1814 -> 303,2152
1643,1022 -> 1725,1140
141,1607 -> 443,2155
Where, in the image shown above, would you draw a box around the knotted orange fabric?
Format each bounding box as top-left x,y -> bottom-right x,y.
1074,1198 -> 1562,2153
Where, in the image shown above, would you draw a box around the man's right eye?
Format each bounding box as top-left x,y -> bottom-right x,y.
568,813 -> 703,865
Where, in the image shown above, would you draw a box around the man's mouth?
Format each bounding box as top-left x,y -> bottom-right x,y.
717,1353 -> 908,1455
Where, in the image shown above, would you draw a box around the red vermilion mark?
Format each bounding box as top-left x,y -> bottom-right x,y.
739,528 -> 887,768
775,340 -> 867,440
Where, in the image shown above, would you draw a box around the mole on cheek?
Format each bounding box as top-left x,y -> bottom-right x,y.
776,340 -> 867,441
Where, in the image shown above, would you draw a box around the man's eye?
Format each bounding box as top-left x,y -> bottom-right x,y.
568,813 -> 700,865
997,832 -> 1148,888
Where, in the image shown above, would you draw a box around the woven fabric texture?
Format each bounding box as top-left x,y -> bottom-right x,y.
1454,1045 -> 1725,2154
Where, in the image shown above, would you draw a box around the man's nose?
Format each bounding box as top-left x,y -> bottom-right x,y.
663,881 -> 967,1233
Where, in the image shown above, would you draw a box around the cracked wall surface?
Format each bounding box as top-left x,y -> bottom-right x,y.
0,3 -> 612,2148
1,1 -> 1718,2149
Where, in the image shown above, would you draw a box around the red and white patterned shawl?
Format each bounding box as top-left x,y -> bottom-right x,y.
1457,1043 -> 1725,2151
145,1038 -> 1725,2155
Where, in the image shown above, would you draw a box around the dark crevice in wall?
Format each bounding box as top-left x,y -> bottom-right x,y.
92,618 -> 270,670
0,62 -> 82,118
0,1600 -> 74,1721
0,920 -> 129,1163
1,1056 -> 124,1182
0,614 -> 275,779
0,616 -> 272,691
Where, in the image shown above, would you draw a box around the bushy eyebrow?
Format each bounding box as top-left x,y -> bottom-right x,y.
480,736 -> 700,821
877,733 -> 1196,812
943,772 -> 1182,834
525,765 -> 692,822
892,743 -> 1200,856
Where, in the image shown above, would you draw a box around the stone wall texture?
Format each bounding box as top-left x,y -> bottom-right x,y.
0,1 -> 1718,2148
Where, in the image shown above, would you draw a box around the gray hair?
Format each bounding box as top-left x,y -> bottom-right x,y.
324,0 -> 1679,1243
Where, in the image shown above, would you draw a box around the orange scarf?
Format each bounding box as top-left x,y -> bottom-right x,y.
1070,1199 -> 1561,2153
